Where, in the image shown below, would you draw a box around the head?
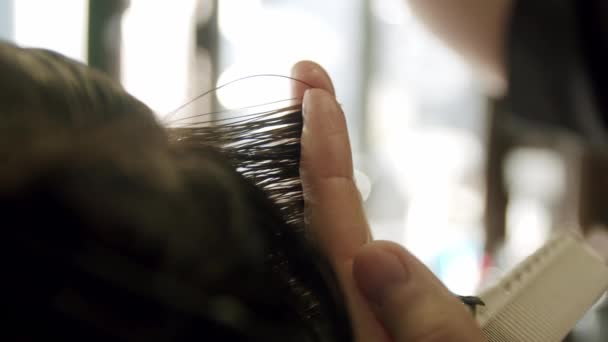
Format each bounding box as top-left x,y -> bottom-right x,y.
0,42 -> 351,341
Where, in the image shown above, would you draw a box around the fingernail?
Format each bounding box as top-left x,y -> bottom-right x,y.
354,248 -> 409,305
302,89 -> 310,118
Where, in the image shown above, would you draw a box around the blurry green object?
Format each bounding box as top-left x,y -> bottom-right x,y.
87,0 -> 128,80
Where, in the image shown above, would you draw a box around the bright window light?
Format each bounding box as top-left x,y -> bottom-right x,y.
13,0 -> 88,62
371,0 -> 408,25
121,0 -> 196,114
217,2 -> 340,109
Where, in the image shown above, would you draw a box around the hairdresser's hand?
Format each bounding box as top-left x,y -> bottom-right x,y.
292,61 -> 485,342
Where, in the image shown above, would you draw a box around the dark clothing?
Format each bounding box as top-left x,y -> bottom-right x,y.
505,0 -> 608,146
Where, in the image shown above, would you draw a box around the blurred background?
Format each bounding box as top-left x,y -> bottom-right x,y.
0,0 -> 575,294
1,1 -> 604,339
0,0 -> 608,341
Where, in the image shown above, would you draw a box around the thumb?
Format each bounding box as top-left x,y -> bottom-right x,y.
353,241 -> 485,342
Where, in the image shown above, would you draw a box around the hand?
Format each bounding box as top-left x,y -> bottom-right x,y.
292,61 -> 486,341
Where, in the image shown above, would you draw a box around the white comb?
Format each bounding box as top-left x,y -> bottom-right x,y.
476,231 -> 608,341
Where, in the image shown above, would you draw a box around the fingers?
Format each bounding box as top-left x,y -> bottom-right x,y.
353,241 -> 486,342
292,61 -> 483,341
301,88 -> 383,339
292,62 -> 383,341
299,89 -> 370,261
291,60 -> 336,98
291,61 -> 370,262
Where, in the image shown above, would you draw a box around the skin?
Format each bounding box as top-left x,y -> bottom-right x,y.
292,61 -> 486,341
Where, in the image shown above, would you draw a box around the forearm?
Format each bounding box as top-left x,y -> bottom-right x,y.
405,0 -> 514,92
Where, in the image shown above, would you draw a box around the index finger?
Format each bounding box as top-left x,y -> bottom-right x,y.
292,62 -> 384,341
291,61 -> 370,262
291,61 -> 336,98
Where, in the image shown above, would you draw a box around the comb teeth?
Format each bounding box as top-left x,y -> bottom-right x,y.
477,232 -> 608,342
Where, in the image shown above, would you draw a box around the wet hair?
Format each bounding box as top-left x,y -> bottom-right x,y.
0,42 -> 352,341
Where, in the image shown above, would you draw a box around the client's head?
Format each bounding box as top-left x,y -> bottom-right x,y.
0,42 -> 351,341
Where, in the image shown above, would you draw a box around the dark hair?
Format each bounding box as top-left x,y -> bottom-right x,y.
0,42 -> 352,341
